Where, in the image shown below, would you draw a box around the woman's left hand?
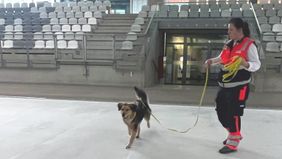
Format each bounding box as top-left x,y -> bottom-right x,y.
240,58 -> 250,69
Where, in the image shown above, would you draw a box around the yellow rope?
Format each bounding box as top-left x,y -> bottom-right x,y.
149,68 -> 209,134
222,56 -> 243,82
148,56 -> 243,133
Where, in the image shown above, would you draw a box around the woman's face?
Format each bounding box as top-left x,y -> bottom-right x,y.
228,23 -> 242,40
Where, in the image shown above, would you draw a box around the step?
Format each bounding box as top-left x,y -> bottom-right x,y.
86,34 -> 126,41
93,29 -> 129,34
101,19 -> 135,24
96,26 -> 131,30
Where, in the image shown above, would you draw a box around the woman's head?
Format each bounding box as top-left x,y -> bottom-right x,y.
228,18 -> 250,40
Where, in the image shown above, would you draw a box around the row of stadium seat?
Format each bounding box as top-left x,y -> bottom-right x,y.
0,32 -> 86,40
0,1 -> 111,9
40,11 -> 102,19
0,17 -> 97,25
1,39 -> 79,49
1,24 -> 92,32
255,9 -> 282,17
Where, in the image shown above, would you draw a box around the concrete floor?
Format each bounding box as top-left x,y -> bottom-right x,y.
0,96 -> 281,159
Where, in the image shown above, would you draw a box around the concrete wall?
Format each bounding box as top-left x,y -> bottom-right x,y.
0,65 -> 143,86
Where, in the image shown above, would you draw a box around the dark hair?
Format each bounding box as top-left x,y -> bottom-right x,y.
229,18 -> 250,37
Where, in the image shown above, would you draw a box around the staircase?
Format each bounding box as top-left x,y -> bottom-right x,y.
85,14 -> 144,70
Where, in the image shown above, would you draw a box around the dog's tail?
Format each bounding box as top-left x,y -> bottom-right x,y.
134,86 -> 151,112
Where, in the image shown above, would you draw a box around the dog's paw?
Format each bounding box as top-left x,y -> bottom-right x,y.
126,145 -> 131,149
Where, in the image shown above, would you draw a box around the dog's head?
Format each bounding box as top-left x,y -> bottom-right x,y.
118,103 -> 137,119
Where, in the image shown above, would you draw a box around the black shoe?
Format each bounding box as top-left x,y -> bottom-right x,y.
219,146 -> 237,154
223,139 -> 227,145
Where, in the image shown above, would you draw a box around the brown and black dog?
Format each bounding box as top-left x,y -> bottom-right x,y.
118,86 -> 151,149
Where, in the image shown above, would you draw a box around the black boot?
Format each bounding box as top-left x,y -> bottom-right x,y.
219,146 -> 237,154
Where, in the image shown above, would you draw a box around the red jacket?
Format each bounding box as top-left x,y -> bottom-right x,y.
220,37 -> 254,65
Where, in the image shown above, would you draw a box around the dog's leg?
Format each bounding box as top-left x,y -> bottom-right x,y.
126,129 -> 137,149
136,125 -> 140,138
147,121 -> 150,128
127,126 -> 131,136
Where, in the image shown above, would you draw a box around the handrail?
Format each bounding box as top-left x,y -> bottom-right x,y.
250,2 -> 262,39
143,11 -> 156,36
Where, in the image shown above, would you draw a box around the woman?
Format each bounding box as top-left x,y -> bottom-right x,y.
204,18 -> 261,154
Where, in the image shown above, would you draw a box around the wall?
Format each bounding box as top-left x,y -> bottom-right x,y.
0,65 -> 144,86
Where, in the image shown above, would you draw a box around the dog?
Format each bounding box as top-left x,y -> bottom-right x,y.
118,86 -> 151,149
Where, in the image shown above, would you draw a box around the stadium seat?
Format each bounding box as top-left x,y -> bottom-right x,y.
62,25 -> 71,32
34,40 -> 45,48
67,40 -> 78,49
55,32 -> 64,40
272,24 -> 282,32
94,11 -> 102,18
72,25 -> 81,32
269,16 -> 280,24
121,41 -> 133,50
78,18 -> 87,24
49,12 -> 57,18
75,32 -> 84,40
57,40 -> 67,49
43,25 -> 52,32
14,25 -> 23,32
276,32 -> 282,41
65,32 -> 75,40
57,12 -> 65,18
59,18 -> 68,24
89,6 -> 98,12
263,32 -> 275,41
131,24 -> 141,32
138,11 -> 147,18
69,18 -> 77,25
179,11 -> 188,17
266,42 -> 280,52
135,17 -> 144,25
50,18 -> 59,24
72,6 -> 81,12
52,25 -> 61,32
64,6 -> 72,12
66,12 -> 74,18
82,24 -> 91,32
4,32 -> 13,40
46,40 -> 54,48
84,11 -> 93,18
3,40 -> 13,48
14,32 -> 23,40
75,12 -> 83,18
261,24 -> 272,32
40,12 -> 48,18
81,6 -> 88,12
126,32 -> 137,41
44,32 -> 53,39
34,32 -> 43,39
258,16 -> 268,24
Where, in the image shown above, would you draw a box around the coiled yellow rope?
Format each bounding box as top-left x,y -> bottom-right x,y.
222,56 -> 243,82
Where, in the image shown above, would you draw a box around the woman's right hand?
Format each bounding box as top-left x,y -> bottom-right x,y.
203,59 -> 212,69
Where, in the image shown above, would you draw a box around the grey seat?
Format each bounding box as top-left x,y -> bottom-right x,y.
243,10 -> 254,17
277,9 -> 282,17
266,9 -> 276,17
168,11 -> 178,17
232,10 -> 242,17
189,11 -> 199,17
230,4 -> 240,10
255,9 -> 265,17
258,16 -> 268,24
160,5 -> 169,12
210,4 -> 219,11
23,25 -> 32,32
260,24 -> 271,32
169,5 -> 179,12
180,5 -> 189,11
200,11 -> 209,17
210,10 -> 220,17
157,11 -> 168,17
266,42 -> 280,52
32,25 -> 42,32
220,4 -> 230,11
179,11 -> 188,17
269,16 -> 280,24
263,32 -> 275,42
263,4 -> 274,11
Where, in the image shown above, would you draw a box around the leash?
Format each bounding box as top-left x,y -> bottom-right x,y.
147,68 -> 209,134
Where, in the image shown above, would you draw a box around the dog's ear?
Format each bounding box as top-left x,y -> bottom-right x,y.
129,104 -> 137,112
117,103 -> 123,111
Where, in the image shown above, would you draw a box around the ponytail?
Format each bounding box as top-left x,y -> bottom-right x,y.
243,21 -> 250,37
229,18 -> 251,37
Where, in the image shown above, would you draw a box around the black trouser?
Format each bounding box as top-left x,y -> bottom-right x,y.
215,84 -> 249,132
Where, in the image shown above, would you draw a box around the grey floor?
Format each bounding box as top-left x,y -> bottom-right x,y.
0,96 -> 281,159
